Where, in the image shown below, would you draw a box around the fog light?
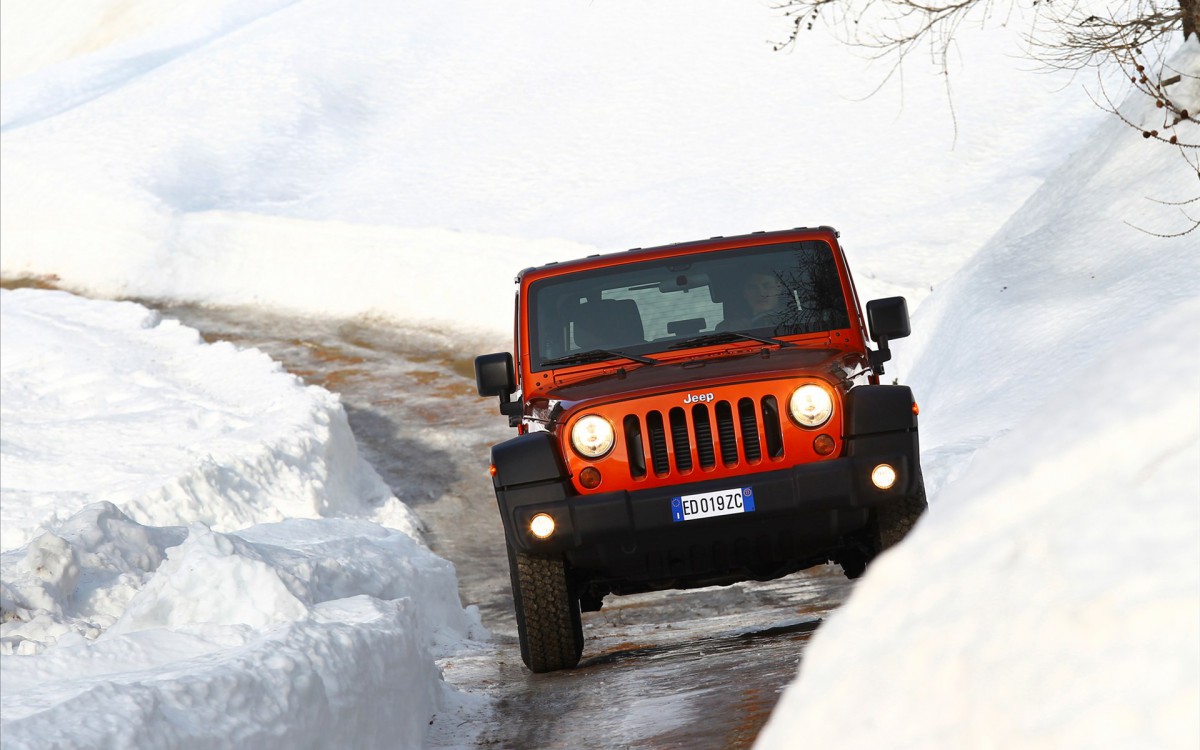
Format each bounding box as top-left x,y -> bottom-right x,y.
530,513 -> 556,539
813,434 -> 836,456
579,466 -> 602,489
871,464 -> 897,490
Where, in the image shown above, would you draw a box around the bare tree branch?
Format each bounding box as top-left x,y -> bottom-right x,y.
1124,212 -> 1200,236
771,0 -> 1200,195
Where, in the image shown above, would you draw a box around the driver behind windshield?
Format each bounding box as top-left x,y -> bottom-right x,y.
718,269 -> 792,331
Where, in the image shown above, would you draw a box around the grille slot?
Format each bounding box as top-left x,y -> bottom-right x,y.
761,396 -> 784,458
646,411 -> 670,476
738,398 -> 762,463
715,401 -> 738,466
669,408 -> 693,472
624,415 -> 646,478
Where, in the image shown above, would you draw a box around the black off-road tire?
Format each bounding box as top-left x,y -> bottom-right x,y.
873,481 -> 928,551
507,546 -> 584,673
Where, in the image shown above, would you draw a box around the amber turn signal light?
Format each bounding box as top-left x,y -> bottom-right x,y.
579,467 -> 602,489
813,434 -> 836,456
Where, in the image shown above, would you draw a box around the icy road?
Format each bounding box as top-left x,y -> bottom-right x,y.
162,302 -> 854,749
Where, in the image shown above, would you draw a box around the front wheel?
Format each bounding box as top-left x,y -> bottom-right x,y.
873,481 -> 928,551
834,482 -> 927,579
507,546 -> 584,673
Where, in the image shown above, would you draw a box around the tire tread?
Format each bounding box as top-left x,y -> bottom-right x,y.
874,483 -> 928,550
509,548 -> 583,673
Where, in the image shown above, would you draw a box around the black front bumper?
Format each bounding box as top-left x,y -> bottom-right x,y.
495,431 -> 920,588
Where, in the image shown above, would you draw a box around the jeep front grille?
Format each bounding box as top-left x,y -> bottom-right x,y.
623,397 -> 785,479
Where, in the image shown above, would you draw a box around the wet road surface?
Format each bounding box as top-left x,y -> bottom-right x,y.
155,303 -> 855,750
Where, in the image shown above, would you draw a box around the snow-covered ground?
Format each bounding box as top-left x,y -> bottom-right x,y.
1,0 -> 1197,747
2,0 -> 1114,319
756,42 -> 1200,748
0,290 -> 485,747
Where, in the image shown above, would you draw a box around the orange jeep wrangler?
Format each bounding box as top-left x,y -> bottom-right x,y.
475,227 -> 925,672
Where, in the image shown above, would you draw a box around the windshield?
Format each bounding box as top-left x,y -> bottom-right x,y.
528,241 -> 850,371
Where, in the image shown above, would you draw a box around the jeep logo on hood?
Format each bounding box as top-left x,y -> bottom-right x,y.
683,392 -> 714,404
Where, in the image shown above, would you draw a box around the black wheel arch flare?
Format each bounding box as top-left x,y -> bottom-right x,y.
843,384 -> 918,436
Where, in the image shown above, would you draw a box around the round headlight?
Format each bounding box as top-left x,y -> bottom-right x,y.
789,384 -> 833,428
570,414 -> 615,458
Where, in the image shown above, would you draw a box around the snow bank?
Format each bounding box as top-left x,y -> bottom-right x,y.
0,0 -> 1107,331
1,506 -> 476,749
0,288 -> 420,550
0,290 -> 481,748
900,41 -> 1200,496
0,0 -> 227,82
755,42 -> 1200,750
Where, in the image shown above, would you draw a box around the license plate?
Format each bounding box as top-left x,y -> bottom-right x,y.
671,486 -> 755,522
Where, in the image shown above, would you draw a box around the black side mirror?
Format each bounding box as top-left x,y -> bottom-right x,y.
865,297 -> 911,375
475,352 -> 522,425
475,352 -> 515,397
866,297 -> 911,342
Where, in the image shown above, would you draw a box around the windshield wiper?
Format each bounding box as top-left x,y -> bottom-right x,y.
668,331 -> 794,350
540,348 -> 661,367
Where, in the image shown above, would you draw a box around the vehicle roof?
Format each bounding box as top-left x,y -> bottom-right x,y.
515,226 -> 841,285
